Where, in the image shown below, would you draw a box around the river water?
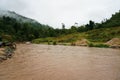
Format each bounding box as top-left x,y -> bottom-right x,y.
0,44 -> 120,80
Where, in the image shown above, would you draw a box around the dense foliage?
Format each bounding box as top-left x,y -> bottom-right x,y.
0,16 -> 56,41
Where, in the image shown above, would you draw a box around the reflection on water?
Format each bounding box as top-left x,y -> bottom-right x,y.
0,44 -> 120,80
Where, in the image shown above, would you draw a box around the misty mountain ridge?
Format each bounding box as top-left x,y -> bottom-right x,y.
0,9 -> 38,24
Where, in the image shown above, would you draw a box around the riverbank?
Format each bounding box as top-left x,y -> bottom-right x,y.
0,46 -> 15,62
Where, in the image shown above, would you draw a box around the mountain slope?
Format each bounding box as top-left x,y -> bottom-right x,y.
0,10 -> 54,41
0,9 -> 38,23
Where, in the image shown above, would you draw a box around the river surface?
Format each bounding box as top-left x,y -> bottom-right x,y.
0,44 -> 120,80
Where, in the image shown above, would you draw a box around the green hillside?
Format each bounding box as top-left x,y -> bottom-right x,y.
32,26 -> 120,43
101,11 -> 120,28
86,27 -> 120,42
0,16 -> 54,42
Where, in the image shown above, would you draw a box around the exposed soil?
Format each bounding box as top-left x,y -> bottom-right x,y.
106,38 -> 120,48
0,44 -> 120,80
73,39 -> 88,46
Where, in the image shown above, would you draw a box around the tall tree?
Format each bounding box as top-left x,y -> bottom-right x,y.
62,23 -> 65,29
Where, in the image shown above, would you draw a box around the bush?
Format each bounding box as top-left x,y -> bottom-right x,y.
32,39 -> 41,44
71,42 -> 75,46
88,42 -> 94,47
48,41 -> 50,45
53,41 -> 57,45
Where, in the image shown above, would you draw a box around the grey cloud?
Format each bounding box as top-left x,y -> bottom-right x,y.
0,0 -> 120,28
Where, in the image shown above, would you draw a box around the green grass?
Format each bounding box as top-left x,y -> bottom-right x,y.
86,27 -> 120,42
32,33 -> 86,44
32,27 -> 120,48
88,42 -> 109,48
32,37 -> 56,44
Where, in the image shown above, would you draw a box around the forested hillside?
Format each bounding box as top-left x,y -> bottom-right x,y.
0,10 -> 120,43
100,10 -> 120,28
0,16 -> 55,41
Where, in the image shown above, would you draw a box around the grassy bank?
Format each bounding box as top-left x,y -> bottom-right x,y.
32,27 -> 120,48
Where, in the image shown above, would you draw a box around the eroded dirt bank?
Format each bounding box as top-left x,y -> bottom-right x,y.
0,44 -> 120,80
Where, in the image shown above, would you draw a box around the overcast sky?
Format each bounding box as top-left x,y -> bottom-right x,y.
0,0 -> 120,28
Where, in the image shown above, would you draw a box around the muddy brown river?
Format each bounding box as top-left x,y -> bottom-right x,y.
0,44 -> 120,80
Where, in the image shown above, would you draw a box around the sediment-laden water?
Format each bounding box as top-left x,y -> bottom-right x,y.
0,44 -> 120,80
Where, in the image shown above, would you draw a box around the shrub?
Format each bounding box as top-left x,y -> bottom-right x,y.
88,42 -> 94,47
53,41 -> 57,45
48,41 -> 51,45
71,42 -> 75,46
32,39 -> 41,44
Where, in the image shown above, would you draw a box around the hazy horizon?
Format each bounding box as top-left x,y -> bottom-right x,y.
0,0 -> 120,28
